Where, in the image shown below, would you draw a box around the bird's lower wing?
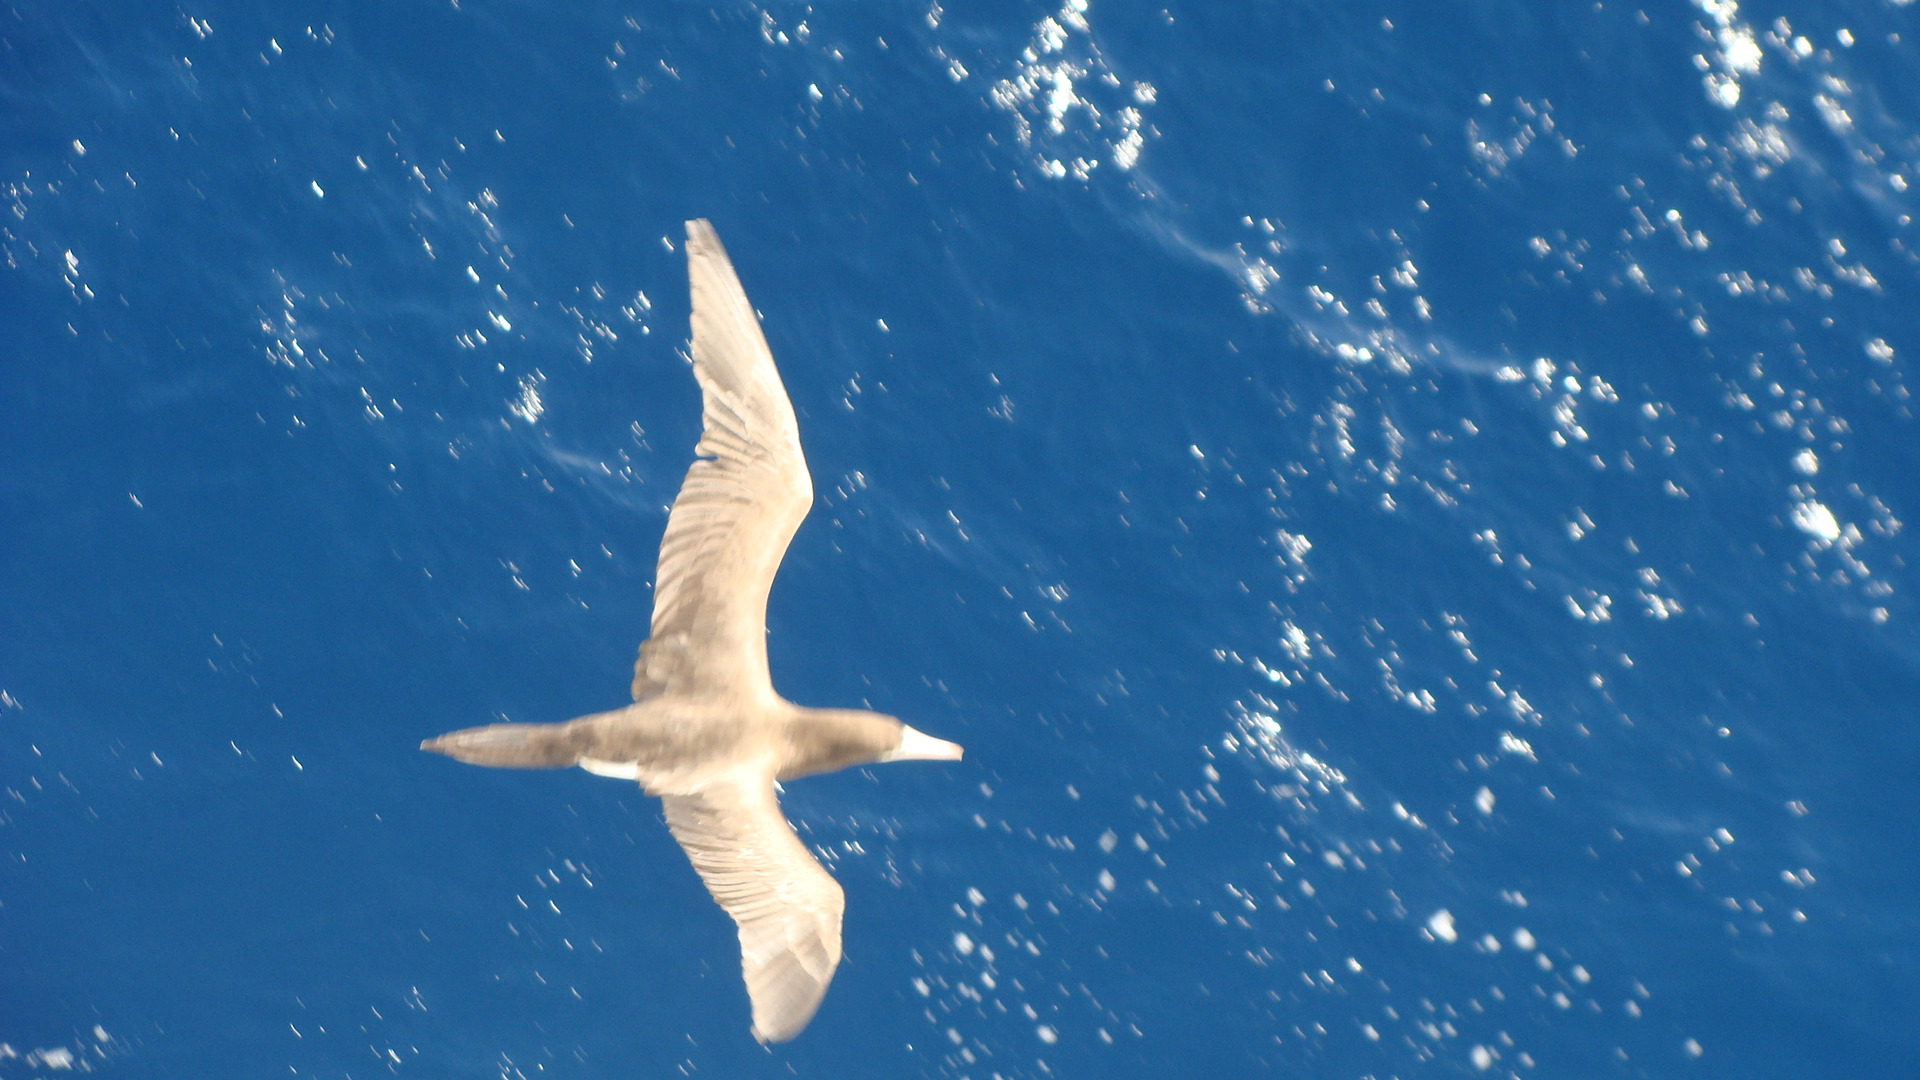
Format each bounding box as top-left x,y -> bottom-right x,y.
661,777 -> 845,1043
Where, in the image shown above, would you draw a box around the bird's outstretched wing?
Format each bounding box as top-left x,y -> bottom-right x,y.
662,777 -> 845,1042
634,220 -> 813,701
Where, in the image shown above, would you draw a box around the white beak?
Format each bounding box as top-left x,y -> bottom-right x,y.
886,724 -> 965,762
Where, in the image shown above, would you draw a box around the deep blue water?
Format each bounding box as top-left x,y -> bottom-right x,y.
5,0 -> 1919,1076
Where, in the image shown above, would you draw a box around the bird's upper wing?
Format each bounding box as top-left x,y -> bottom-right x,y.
662,777 -> 845,1043
633,219 -> 813,702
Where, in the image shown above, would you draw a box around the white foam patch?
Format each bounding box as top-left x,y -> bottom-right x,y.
985,0 -> 1155,181
1791,500 -> 1841,542
509,371 -> 545,424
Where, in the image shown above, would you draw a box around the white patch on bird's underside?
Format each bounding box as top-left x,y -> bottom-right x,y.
579,758 -> 643,780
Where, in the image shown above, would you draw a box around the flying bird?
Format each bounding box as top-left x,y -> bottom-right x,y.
423,219 -> 963,1043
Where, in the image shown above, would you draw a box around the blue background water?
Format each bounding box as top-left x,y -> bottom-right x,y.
5,1 -> 1918,1076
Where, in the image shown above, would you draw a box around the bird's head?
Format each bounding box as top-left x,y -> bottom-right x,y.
779,708 -> 963,781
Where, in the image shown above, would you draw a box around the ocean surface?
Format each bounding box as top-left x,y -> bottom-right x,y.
5,1 -> 1918,1076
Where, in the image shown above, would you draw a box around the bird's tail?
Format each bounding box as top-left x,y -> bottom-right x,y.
421,721 -> 580,769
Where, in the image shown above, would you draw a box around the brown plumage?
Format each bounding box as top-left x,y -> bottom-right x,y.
422,219 -> 963,1043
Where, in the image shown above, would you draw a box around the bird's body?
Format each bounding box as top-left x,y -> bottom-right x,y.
435,698 -> 926,791
422,220 -> 962,1043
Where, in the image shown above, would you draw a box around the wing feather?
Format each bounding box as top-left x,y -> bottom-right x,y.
634,220 -> 813,701
662,779 -> 845,1042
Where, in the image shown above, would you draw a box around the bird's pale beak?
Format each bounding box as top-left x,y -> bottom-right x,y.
886,724 -> 965,762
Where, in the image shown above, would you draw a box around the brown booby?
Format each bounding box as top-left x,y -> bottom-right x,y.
422,219 -> 963,1043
